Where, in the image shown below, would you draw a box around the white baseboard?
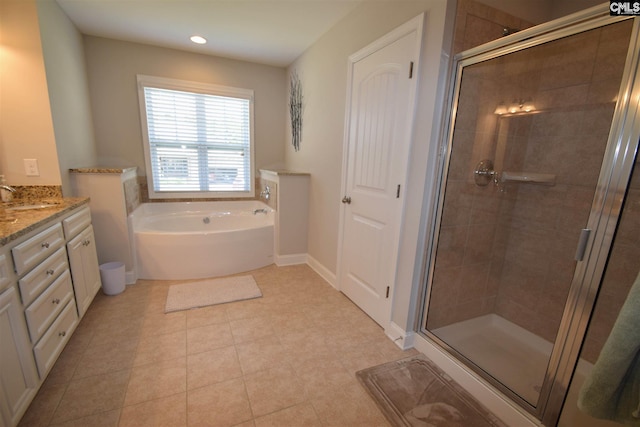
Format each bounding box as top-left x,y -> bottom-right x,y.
413,334 -> 540,427
306,254 -> 337,289
385,322 -> 416,350
274,253 -> 307,266
125,270 -> 137,285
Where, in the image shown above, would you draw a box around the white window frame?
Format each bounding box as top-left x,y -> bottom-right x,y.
137,75 -> 255,199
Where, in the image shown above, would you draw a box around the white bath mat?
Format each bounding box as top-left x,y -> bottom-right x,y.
165,275 -> 262,313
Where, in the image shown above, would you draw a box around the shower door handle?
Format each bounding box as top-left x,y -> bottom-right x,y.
574,229 -> 591,261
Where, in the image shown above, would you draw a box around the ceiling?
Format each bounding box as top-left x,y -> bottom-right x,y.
55,0 -> 364,67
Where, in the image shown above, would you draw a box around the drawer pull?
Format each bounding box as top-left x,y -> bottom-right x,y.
46,269 -> 55,275
82,239 -> 91,246
41,242 -> 50,249
52,298 -> 61,304
58,331 -> 66,337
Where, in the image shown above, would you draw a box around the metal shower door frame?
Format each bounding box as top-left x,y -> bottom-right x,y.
419,4 -> 640,425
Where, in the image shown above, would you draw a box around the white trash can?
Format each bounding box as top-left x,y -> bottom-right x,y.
100,262 -> 125,295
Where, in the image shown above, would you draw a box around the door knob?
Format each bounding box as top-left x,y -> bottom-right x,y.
342,196 -> 351,204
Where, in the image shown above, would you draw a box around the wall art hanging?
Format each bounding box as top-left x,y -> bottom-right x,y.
289,71 -> 303,152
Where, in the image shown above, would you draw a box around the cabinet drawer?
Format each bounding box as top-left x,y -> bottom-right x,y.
19,247 -> 69,306
33,299 -> 78,378
62,207 -> 91,239
12,223 -> 65,276
0,252 -> 12,293
25,270 -> 74,343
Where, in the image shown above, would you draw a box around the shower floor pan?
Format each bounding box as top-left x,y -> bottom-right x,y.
432,313 -> 552,405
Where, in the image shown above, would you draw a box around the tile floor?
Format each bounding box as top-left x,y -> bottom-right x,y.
18,264 -> 418,427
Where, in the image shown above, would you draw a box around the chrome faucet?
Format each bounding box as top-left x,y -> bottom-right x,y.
253,208 -> 268,215
259,185 -> 271,201
0,184 -> 15,206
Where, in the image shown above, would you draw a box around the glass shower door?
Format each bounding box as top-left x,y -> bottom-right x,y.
423,17 -> 635,416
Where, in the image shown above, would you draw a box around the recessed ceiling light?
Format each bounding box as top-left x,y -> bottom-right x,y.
190,35 -> 207,44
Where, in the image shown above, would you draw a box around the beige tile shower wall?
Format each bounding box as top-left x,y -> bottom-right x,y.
427,71 -> 520,329
453,0 -> 534,54
428,19 -> 634,335
427,0 -> 533,329
427,188 -> 505,328
494,21 -> 634,343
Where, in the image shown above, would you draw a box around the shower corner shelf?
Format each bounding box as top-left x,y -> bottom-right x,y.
501,171 -> 556,186
472,160 -> 557,187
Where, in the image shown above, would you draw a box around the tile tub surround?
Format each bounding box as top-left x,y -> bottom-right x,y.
136,175 -> 277,208
18,264 -> 418,427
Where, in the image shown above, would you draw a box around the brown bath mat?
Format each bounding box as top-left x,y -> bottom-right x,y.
356,355 -> 507,427
165,275 -> 262,313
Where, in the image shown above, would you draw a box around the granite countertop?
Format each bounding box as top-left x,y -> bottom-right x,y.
259,169 -> 310,176
0,197 -> 89,247
69,167 -> 137,174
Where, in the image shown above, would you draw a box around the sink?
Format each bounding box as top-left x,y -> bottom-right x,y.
6,204 -> 58,211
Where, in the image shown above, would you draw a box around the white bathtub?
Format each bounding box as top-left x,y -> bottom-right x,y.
130,201 -> 274,280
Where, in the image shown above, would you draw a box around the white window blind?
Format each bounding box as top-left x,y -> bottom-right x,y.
138,76 -> 254,198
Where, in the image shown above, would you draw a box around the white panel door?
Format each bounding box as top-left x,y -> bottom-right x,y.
339,25 -> 419,327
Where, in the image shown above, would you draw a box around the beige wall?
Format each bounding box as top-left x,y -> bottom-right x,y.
36,0 -> 97,196
0,0 -> 61,186
284,0 -> 455,332
83,37 -> 286,175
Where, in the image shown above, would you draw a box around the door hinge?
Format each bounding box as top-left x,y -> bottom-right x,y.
409,61 -> 414,79
396,185 -> 401,198
386,286 -> 390,298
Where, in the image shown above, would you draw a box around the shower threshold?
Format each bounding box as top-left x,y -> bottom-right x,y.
432,313 -> 551,405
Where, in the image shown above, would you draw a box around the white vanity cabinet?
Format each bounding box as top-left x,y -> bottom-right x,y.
0,202 -> 100,427
66,223 -> 100,318
10,221 -> 80,382
0,252 -> 13,294
0,278 -> 39,427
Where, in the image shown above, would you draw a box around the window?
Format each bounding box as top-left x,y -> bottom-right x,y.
137,75 -> 254,199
